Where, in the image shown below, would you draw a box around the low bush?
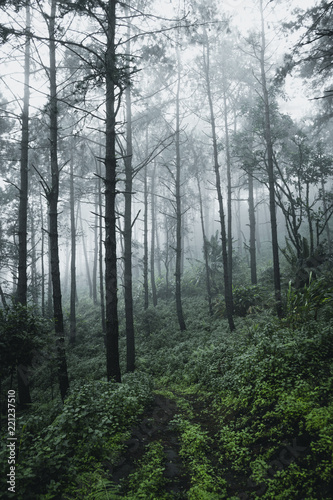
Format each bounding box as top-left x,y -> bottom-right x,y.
0,373 -> 153,499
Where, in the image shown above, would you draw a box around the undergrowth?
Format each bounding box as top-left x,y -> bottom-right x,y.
1,276 -> 333,498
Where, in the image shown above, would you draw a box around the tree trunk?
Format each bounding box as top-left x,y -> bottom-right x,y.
155,219 -> 162,278
124,33 -> 135,371
197,175 -> 213,316
47,214 -> 53,318
203,34 -> 235,331
305,182 -> 314,255
16,2 -> 31,408
259,0 -> 282,317
321,176 -> 331,252
222,87 -> 233,297
80,204 -> 93,298
30,205 -> 38,305
143,161 -> 149,310
16,2 -> 30,308
69,142 -> 76,344
150,161 -> 158,307
248,169 -> 257,284
92,191 -> 98,305
40,196 -> 45,316
48,0 -> 69,401
104,0 -> 121,382
96,158 -> 106,335
175,47 -> 186,331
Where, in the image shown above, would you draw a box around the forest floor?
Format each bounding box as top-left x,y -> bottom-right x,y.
110,392 -> 189,496
109,387 -> 248,499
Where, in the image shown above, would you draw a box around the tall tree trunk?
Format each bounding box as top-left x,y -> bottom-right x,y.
47,215 -> 53,318
197,175 -> 213,316
222,87 -> 233,296
40,196 -> 45,316
69,142 -> 76,344
150,161 -> 157,307
203,34 -> 235,331
248,169 -> 257,284
104,0 -> 121,382
16,2 -> 30,307
155,219 -> 162,278
30,204 -> 38,305
16,2 -> 31,408
92,190 -> 98,305
305,182 -> 314,255
175,47 -> 186,331
255,185 -> 261,255
236,192 -> 242,256
259,0 -> 282,317
164,214 -> 170,299
47,0 -> 69,401
143,161 -> 149,310
97,159 -> 106,335
0,284 -> 7,308
124,25 -> 135,371
321,176 -> 331,252
80,204 -> 93,298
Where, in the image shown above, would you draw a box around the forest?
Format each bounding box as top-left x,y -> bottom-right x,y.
0,0 -> 333,498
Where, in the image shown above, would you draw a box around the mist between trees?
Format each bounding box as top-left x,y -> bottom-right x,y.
0,0 -> 332,402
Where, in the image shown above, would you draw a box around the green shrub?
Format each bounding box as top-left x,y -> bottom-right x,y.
286,274 -> 333,328
0,373 -> 153,499
124,441 -> 170,500
232,284 -> 263,316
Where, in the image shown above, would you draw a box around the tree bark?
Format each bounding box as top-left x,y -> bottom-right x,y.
92,190 -> 98,305
222,86 -> 233,297
175,47 -> 186,331
69,141 -> 76,344
321,176 -> 331,251
48,0 -> 69,401
124,30 -> 135,371
30,205 -> 38,305
203,34 -> 235,331
80,203 -> 93,298
104,0 -> 121,382
150,161 -> 157,307
16,3 -> 30,307
16,2 -> 31,408
96,158 -> 106,335
143,162 -> 149,310
259,0 -> 282,317
248,169 -> 257,284
197,175 -> 213,315
40,196 -> 45,316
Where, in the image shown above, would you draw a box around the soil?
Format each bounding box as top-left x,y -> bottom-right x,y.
104,391 -> 243,499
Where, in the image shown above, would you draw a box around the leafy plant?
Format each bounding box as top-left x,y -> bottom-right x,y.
124,441 -> 170,500
286,273 -> 333,327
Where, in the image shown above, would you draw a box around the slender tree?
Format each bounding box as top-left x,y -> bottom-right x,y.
248,166 -> 257,284
16,1 -> 32,408
46,0 -> 69,400
196,173 -> 213,315
150,161 -> 158,307
143,160 -> 149,310
123,10 -> 135,371
202,29 -> 235,331
258,0 -> 281,316
174,45 -> 186,331
69,137 -> 76,344
104,0 -> 121,382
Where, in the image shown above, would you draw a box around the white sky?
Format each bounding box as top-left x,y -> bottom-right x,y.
0,0 -> 321,130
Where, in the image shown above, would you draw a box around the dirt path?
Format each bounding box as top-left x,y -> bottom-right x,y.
101,389 -> 244,499
105,393 -> 191,498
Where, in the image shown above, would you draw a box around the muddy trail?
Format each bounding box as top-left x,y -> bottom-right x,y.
104,393 -> 190,497
103,390 -> 244,499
